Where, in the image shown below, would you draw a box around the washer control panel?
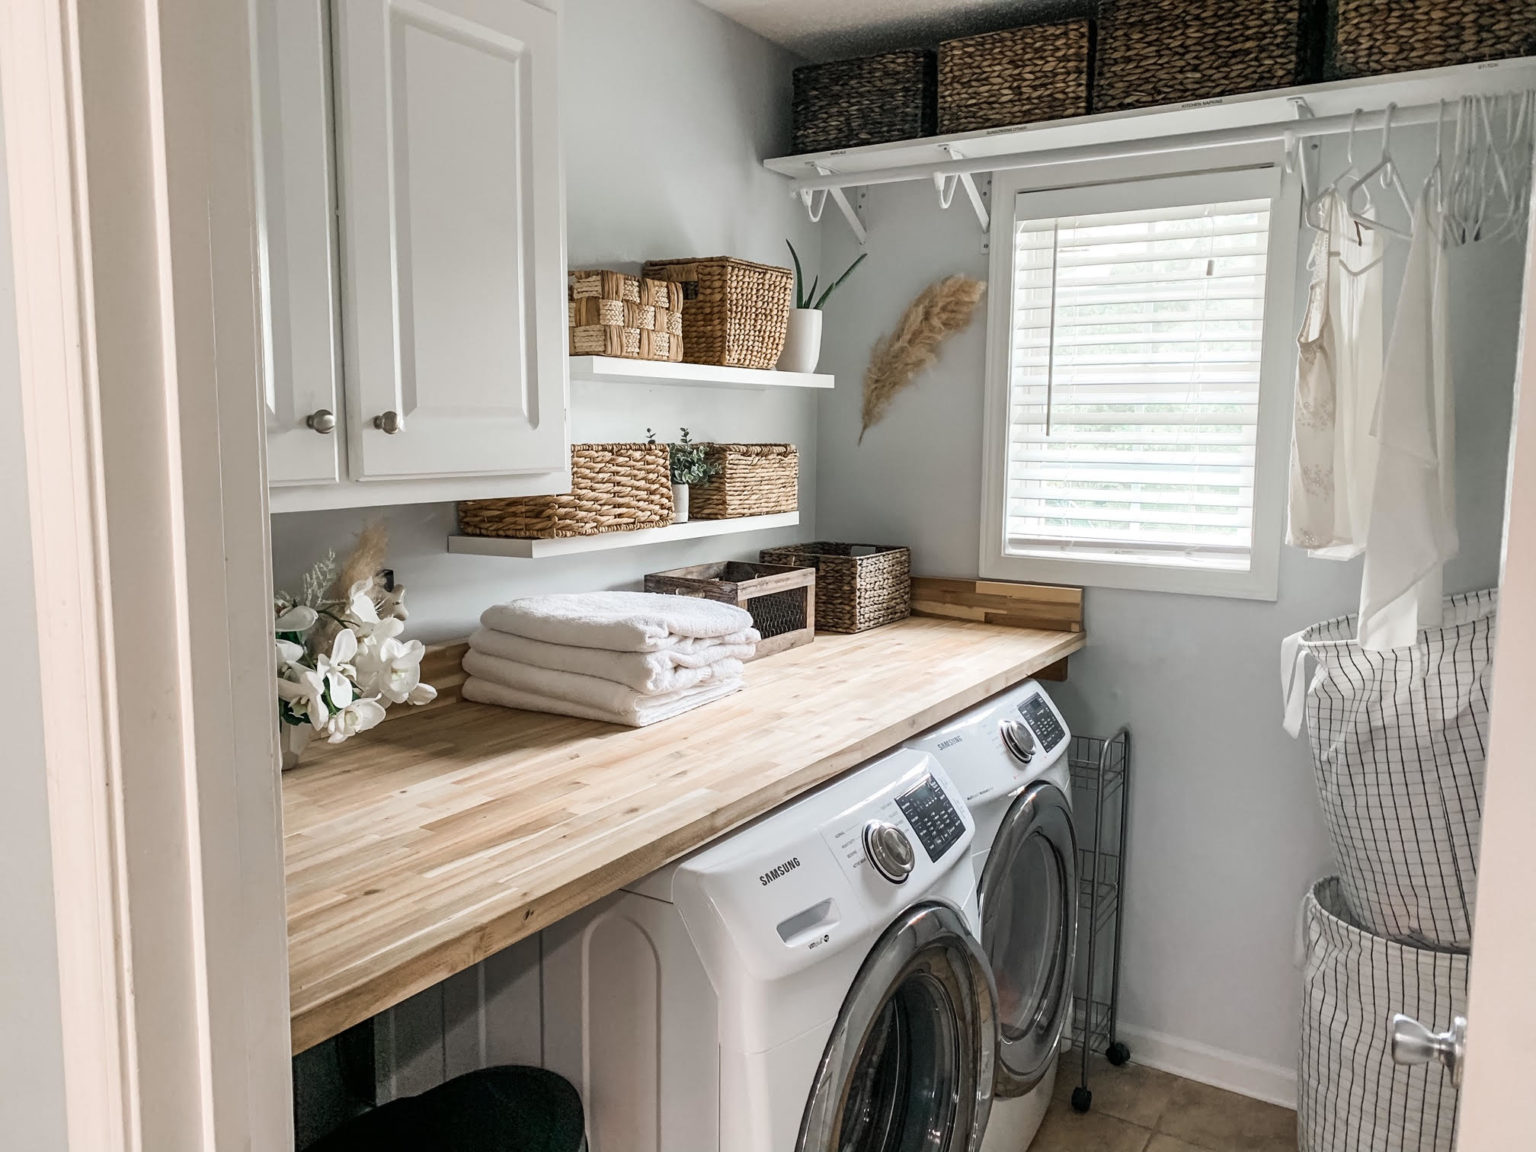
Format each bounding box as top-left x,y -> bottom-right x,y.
1018,691 -> 1066,754
894,774 -> 966,862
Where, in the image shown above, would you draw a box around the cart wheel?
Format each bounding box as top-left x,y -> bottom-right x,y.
1106,1041 -> 1131,1067
1070,1086 -> 1092,1113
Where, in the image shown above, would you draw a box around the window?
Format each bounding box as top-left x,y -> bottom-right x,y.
980,167 -> 1296,599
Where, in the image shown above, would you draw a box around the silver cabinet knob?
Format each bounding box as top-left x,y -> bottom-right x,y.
1390,1014 -> 1467,1087
1001,718 -> 1036,765
372,410 -> 403,434
863,820 -> 915,884
305,409 -> 336,434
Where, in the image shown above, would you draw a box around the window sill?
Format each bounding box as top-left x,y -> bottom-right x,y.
979,550 -> 1278,601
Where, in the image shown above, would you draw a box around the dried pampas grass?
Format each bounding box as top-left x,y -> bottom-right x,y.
330,520 -> 390,602
860,275 -> 985,442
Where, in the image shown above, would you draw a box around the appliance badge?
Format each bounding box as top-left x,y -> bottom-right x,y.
759,857 -> 801,886
936,735 -> 964,751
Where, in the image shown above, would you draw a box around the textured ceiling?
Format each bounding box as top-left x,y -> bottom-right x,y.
695,0 -> 1092,61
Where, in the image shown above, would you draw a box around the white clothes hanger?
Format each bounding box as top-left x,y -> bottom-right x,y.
1305,109 -> 1369,232
1344,103 -> 1415,241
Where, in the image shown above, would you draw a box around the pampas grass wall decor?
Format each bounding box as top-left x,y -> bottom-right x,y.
860,274 -> 985,442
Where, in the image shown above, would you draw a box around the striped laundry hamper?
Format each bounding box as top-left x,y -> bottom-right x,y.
1300,879 -> 1467,1152
1281,589 -> 1496,949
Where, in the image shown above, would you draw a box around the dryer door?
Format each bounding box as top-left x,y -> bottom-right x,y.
797,902 -> 996,1152
979,781 -> 1078,1098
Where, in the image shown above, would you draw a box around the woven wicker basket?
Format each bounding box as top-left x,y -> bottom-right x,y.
568,270 -> 685,362
457,443 -> 672,539
1331,0 -> 1536,79
792,49 -> 937,154
690,444 -> 798,519
640,258 -> 793,370
759,542 -> 911,634
1096,0 -> 1322,115
938,20 -> 1092,134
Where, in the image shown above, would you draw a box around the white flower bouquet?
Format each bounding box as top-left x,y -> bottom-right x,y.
274,527 -> 435,765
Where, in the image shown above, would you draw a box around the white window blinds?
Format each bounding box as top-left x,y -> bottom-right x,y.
1006,194 -> 1275,572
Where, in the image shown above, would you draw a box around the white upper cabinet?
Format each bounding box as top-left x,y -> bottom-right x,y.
254,0 -> 344,487
331,0 -> 568,484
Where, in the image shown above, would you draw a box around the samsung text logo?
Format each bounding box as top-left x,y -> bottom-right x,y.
759,857 -> 801,886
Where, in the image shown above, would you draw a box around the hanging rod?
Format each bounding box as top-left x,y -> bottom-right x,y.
788,100 -> 1464,198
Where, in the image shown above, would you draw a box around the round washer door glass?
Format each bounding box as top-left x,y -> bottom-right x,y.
798,902 -> 996,1152
979,781 -> 1078,1097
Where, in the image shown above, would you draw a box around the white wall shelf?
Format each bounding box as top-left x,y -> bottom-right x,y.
447,511 -> 799,558
569,355 -> 833,391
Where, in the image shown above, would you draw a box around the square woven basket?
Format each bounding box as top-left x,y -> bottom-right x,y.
457,443 -> 672,539
1096,0 -> 1323,114
792,48 -> 937,154
640,258 -> 793,370
1330,0 -> 1536,79
689,444 -> 798,520
568,269 -> 685,362
938,20 -> 1093,134
759,542 -> 911,634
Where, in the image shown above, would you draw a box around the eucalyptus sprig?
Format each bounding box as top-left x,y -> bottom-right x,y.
788,239 -> 867,310
648,426 -> 720,486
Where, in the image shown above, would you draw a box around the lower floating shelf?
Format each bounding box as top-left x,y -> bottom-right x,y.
447,511 -> 800,559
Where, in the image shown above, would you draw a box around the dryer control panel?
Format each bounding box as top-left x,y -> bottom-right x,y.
895,774 -> 966,861
1018,691 -> 1066,754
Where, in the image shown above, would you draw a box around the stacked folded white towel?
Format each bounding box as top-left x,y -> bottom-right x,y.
461,591 -> 759,727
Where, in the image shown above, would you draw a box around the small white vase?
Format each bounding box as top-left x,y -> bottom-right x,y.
672,482 -> 690,524
280,722 -> 312,772
778,308 -> 823,374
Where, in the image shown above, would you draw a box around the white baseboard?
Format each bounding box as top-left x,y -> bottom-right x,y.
1111,1023 -> 1298,1110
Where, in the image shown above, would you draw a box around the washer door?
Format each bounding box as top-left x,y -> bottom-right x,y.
978,781 -> 1078,1098
797,902 -> 997,1152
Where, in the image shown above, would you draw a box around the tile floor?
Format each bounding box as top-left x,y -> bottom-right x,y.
1033,1056 -> 1298,1152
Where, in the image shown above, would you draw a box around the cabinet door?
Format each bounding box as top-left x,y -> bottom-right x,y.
254,0 -> 344,486
332,0 -> 568,482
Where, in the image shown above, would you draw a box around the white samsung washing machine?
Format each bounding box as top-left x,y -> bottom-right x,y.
906,680 -> 1077,1152
541,747 -> 998,1152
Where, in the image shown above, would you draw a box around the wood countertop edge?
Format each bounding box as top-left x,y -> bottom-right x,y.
287,626 -> 1085,1053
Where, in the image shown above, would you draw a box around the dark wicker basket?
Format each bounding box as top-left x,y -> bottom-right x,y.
1331,0 -> 1536,79
759,543 -> 911,634
792,49 -> 937,154
1096,0 -> 1323,115
640,258 -> 792,370
457,443 -> 672,539
939,20 -> 1093,134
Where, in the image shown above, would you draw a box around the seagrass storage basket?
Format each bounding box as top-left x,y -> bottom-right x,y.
792,49 -> 937,154
457,443 -> 672,539
1331,0 -> 1536,79
1095,0 -> 1322,114
938,20 -> 1093,134
568,269 -> 685,362
644,561 -> 816,659
690,444 -> 798,519
640,258 -> 793,370
759,543 -> 911,634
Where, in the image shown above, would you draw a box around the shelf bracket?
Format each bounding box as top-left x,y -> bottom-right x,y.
938,146 -> 990,233
1286,96 -> 1321,201
809,164 -> 867,245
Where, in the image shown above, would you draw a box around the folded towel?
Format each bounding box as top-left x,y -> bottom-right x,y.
468,628 -> 752,694
462,647 -> 746,710
462,674 -> 743,727
480,592 -> 755,654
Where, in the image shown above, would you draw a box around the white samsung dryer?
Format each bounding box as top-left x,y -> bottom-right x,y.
541,748 -> 997,1152
906,680 -> 1077,1152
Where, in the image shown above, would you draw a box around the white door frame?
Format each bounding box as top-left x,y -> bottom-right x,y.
0,0 -> 291,1148
1456,197 -> 1536,1147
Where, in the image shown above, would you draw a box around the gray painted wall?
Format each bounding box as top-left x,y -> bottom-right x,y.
814,127 -> 1521,1097
0,89 -> 72,1151
271,0 -> 818,644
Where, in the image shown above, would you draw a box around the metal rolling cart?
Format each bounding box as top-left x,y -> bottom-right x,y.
1068,727 -> 1131,1113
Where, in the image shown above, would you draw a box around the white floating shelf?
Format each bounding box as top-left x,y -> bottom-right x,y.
448,511 -> 800,559
569,355 -> 833,391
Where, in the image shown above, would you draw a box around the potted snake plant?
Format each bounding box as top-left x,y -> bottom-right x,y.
780,241 -> 867,374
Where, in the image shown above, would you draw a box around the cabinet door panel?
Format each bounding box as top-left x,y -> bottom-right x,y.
256,0 -> 343,486
333,0 -> 567,482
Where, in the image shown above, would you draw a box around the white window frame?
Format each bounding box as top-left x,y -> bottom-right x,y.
978,159 -> 1300,600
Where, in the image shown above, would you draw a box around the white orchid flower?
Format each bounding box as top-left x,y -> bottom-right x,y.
407,681 -> 437,707
354,635 -> 434,705
277,671 -> 330,731
321,696 -> 387,743
344,579 -> 406,641
275,604 -> 319,633
276,638 -> 305,669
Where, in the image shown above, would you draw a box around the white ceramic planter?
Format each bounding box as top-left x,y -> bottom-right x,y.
280,721 -> 312,772
778,308 -> 823,374
672,482 -> 690,523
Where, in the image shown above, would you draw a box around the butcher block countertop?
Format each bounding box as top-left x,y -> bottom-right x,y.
283,614 -> 1085,1053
